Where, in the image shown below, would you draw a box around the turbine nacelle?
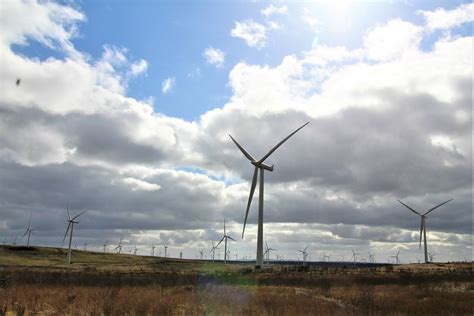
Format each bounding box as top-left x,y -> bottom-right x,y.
250,161 -> 274,171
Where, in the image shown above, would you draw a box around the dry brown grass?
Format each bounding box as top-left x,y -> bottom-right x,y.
0,246 -> 472,315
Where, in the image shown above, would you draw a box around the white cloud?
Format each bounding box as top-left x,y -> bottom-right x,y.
231,20 -> 267,49
302,8 -> 322,32
130,59 -> 148,77
261,4 -> 287,17
418,3 -> 474,31
0,0 -> 84,56
122,177 -> 161,191
161,77 -> 175,94
363,19 -> 422,61
203,47 -> 225,68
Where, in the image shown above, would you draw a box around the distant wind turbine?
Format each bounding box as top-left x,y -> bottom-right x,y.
216,218 -> 235,263
164,245 -> 168,258
209,241 -> 219,262
390,250 -> 401,264
199,249 -> 204,260
298,245 -> 309,266
230,122 -> 309,268
22,213 -> 34,247
114,236 -> 123,254
151,245 -> 156,256
103,241 -> 108,253
368,252 -> 375,263
397,199 -> 452,263
351,249 -> 359,263
264,240 -> 276,265
62,206 -> 86,264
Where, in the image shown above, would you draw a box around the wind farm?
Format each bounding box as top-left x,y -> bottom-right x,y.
1,0 -> 473,314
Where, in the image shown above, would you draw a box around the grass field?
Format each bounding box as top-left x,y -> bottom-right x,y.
0,245 -> 472,315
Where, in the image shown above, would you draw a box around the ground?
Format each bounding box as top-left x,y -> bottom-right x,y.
0,245 -> 472,315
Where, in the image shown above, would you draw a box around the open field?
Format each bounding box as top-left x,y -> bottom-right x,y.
0,246 -> 472,315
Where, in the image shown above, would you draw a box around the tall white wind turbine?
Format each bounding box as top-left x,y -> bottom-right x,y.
216,218 -> 235,263
62,206 -> 86,265
397,199 -> 452,263
22,213 -> 34,247
230,122 -> 309,268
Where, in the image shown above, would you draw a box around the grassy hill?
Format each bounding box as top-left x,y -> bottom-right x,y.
0,245 -> 248,274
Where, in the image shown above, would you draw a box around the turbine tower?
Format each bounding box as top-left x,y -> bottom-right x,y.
397,199 -> 452,263
216,218 -> 235,264
103,241 -> 108,253
62,206 -> 86,265
230,122 -> 309,268
152,245 -> 156,256
22,213 -> 34,247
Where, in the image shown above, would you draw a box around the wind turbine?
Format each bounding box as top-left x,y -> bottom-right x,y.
22,213 -> 34,247
264,240 -> 276,265
298,245 -> 309,266
351,249 -> 359,263
390,250 -> 401,264
216,218 -> 235,264
62,206 -> 86,265
230,122 -> 309,268
428,252 -> 437,262
151,245 -> 156,256
397,199 -> 452,263
164,245 -> 168,258
368,252 -> 375,263
83,243 -> 87,251
134,245 -> 139,255
114,236 -> 123,254
103,241 -> 108,253
210,241 -> 219,262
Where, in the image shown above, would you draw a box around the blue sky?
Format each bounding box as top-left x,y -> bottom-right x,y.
13,0 -> 470,121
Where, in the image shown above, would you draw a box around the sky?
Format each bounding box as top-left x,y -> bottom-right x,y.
0,0 -> 472,263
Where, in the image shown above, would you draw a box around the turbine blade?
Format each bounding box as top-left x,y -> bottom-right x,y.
228,236 -> 236,241
62,222 -> 71,246
66,205 -> 71,221
257,122 -> 309,164
397,200 -> 421,216
242,166 -> 258,238
72,211 -> 87,221
27,213 -> 32,229
419,218 -> 423,250
22,229 -> 28,238
423,199 -> 453,216
229,135 -> 255,162
216,236 -> 225,248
